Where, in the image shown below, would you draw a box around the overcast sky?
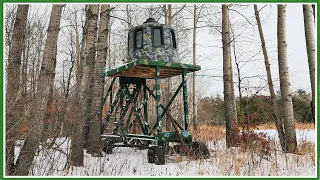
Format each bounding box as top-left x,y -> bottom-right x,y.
195,3 -> 316,97
4,3 -> 316,98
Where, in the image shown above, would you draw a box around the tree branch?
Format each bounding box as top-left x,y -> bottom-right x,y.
171,4 -> 187,18
228,8 -> 254,26
110,15 -> 134,28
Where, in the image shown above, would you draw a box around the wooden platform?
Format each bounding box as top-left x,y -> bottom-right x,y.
105,60 -> 201,79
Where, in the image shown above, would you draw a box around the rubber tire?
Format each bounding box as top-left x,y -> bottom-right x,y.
191,141 -> 210,158
147,146 -> 165,165
172,144 -> 185,155
102,139 -> 114,154
147,148 -> 155,163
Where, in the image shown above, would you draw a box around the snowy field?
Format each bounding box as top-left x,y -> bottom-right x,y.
14,129 -> 316,176
254,129 -> 315,145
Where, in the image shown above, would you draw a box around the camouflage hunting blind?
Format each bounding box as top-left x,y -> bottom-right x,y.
101,18 -> 209,165
128,18 -> 179,62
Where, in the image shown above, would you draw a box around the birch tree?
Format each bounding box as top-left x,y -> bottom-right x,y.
311,4 -> 315,23
166,4 -> 173,131
77,5 -> 89,86
302,4 -> 315,124
70,5 -> 99,165
87,4 -> 111,155
14,5 -> 64,175
277,4 -> 297,153
192,4 -> 198,131
5,5 -> 29,176
254,4 -> 286,151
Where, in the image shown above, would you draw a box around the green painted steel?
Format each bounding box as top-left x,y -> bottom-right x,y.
123,84 -> 142,133
125,105 -> 134,133
155,66 -> 162,135
123,83 -> 149,135
101,89 -> 120,134
119,83 -> 125,139
160,130 -> 192,144
147,87 -> 184,133
101,60 -> 202,154
105,60 -> 201,77
182,69 -> 189,130
160,82 -> 183,119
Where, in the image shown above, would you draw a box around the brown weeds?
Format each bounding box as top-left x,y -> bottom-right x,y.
299,141 -> 315,164
190,125 -> 226,142
255,122 -> 315,130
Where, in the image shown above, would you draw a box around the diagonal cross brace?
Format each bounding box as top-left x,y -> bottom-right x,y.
146,87 -> 184,135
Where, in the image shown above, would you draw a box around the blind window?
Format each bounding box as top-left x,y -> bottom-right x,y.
170,29 -> 177,49
153,28 -> 162,46
135,30 -> 143,49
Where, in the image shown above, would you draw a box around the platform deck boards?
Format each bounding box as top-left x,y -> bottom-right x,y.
105,60 -> 201,79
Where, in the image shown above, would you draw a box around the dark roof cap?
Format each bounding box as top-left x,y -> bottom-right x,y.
143,18 -> 158,24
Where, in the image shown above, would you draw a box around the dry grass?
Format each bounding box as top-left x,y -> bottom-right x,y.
18,132 -> 315,176
190,125 -> 226,142
190,122 -> 314,142
255,122 -> 315,130
299,141 -> 316,164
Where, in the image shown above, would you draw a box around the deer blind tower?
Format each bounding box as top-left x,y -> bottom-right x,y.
101,18 -> 209,165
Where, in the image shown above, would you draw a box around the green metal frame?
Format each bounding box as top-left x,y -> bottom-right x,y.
101,60 -> 200,149
105,60 -> 200,78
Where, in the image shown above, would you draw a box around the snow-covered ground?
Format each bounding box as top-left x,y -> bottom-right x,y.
254,129 -> 315,145
14,129 -> 316,176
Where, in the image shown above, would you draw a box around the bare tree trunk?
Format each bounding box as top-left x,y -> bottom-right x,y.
222,4 -> 237,148
254,4 -> 286,151
75,7 -> 83,85
311,4 -> 315,23
229,25 -> 238,126
164,4 -> 167,25
83,5 -> 98,149
22,27 -> 30,98
229,42 -> 237,124
87,5 -> 110,155
302,4 -> 315,124
76,5 -> 89,146
108,20 -> 111,69
21,25 -> 30,138
5,5 -> 29,176
230,26 -> 244,131
43,87 -> 54,136
277,4 -> 297,153
168,4 -> 172,27
165,4 -> 172,131
70,5 -> 99,166
14,5 -> 63,175
192,4 -> 198,131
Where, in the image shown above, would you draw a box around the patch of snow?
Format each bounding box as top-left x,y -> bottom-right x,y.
13,130 -> 316,176
254,129 -> 315,145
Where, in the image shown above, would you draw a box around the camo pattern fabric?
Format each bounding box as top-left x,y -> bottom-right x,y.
128,21 -> 179,63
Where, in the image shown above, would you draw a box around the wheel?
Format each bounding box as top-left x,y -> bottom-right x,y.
136,140 -> 150,150
172,144 -> 185,155
147,146 -> 165,165
147,148 -> 155,163
166,146 -> 175,155
190,141 -> 210,158
102,139 -> 114,154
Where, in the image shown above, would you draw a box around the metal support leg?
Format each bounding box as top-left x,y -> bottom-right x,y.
182,69 -> 189,130
119,82 -> 125,142
155,66 -> 162,144
144,84 -> 149,133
